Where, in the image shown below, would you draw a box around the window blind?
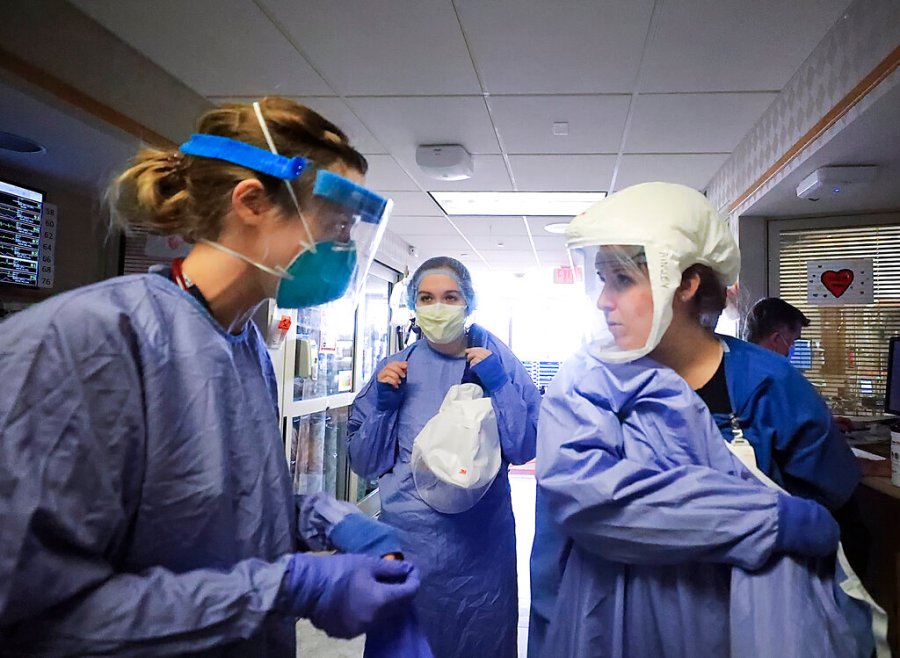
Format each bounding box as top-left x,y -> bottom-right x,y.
778,224 -> 900,415
122,227 -> 167,275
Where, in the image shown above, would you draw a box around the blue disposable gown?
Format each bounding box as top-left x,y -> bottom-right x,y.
531,350 -> 778,658
712,336 -> 859,508
528,336 -> 861,657
347,329 -> 540,658
0,274 -> 342,657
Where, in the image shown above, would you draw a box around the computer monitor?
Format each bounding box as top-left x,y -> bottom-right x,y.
886,336 -> 900,416
0,179 -> 45,288
788,339 -> 812,370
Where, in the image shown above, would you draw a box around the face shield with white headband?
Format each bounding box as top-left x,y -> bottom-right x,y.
566,182 -> 740,364
178,102 -> 392,310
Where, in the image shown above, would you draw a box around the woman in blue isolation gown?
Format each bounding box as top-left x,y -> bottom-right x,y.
348,257 -> 541,658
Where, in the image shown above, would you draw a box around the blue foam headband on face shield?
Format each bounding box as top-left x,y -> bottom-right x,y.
179,134 -> 307,180
313,170 -> 388,225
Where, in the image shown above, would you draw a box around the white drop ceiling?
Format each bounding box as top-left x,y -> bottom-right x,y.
58,0 -> 860,270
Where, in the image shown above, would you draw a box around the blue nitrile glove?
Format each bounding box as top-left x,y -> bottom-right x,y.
278,553 -> 420,639
470,353 -> 509,393
331,513 -> 403,557
376,380 -> 405,411
774,493 -> 840,557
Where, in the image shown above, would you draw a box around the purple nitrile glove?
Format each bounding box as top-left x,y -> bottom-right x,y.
277,553 -> 420,639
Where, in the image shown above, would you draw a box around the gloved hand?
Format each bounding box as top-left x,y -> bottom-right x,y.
278,553 -> 420,639
774,494 -> 840,557
330,513 -> 403,558
470,353 -> 509,393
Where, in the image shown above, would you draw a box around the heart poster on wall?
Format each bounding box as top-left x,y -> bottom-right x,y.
806,258 -> 873,305
144,234 -> 191,259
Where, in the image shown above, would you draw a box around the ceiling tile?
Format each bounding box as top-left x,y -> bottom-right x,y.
348,97 -> 501,157
640,0 -> 854,92
530,235 -> 570,251
626,93 -> 777,153
411,156 -> 512,192
466,235 -> 532,251
455,0 -> 655,93
508,155 -> 617,191
406,234 -> 475,256
72,0 -> 331,96
388,192 -> 444,217
257,0 -> 480,95
364,155 -> 419,191
537,250 -> 573,267
387,216 -> 453,236
469,250 -> 541,266
286,97 -> 386,154
614,154 -> 730,191
448,217 -> 531,237
465,234 -> 567,252
489,95 -> 630,154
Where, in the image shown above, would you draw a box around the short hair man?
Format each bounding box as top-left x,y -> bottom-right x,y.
743,297 -> 811,356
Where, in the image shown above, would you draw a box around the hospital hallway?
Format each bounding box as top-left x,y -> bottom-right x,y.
295,470 -> 538,658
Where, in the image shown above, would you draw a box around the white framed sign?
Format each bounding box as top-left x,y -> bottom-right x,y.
144,233 -> 191,259
37,203 -> 57,289
807,258 -> 873,305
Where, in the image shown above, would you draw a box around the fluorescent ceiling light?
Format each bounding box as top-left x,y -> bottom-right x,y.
431,191 -> 606,216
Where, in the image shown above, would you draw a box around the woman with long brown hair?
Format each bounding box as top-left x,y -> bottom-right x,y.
0,98 -> 418,656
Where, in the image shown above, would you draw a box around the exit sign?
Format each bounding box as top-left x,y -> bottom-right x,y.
553,266 -> 581,284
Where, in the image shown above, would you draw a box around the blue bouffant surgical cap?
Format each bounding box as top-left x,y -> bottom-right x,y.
408,256 -> 477,314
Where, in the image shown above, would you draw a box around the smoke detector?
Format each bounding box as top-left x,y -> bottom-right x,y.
416,144 -> 474,181
795,165 -> 878,201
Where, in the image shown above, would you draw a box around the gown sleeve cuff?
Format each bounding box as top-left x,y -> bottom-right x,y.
329,513 -> 403,557
471,354 -> 509,393
376,381 -> 406,411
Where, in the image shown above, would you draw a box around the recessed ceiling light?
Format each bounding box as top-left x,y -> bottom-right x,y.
0,131 -> 45,154
543,222 -> 570,235
431,191 -> 606,217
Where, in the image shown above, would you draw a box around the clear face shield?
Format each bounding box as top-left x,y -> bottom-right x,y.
178,102 -> 392,310
570,244 -> 666,363
283,167 -> 394,310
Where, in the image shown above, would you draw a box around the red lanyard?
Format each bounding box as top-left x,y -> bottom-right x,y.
171,257 -> 190,291
170,258 -> 210,310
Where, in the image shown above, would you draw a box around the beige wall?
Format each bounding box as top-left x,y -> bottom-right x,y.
0,0 -> 210,145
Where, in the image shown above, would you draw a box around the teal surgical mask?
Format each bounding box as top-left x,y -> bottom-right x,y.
275,242 -> 358,308
200,236 -> 357,310
416,303 -> 467,344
